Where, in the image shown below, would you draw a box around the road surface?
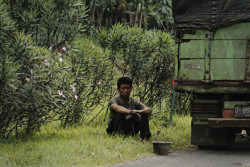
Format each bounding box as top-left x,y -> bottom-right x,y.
113,139 -> 250,167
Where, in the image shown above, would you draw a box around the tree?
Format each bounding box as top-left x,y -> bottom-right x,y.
85,0 -> 173,31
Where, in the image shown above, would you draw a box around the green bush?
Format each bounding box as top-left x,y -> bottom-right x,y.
56,37 -> 116,127
0,1 -> 116,138
96,24 -> 175,109
4,0 -> 86,48
0,3 -> 66,137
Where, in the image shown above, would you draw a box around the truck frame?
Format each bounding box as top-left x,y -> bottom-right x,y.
173,0 -> 250,147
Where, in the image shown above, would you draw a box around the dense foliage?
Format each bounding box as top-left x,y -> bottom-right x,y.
0,0 -> 177,139
0,3 -> 65,138
5,0 -> 86,48
96,24 -> 175,108
85,0 -> 173,31
0,1 -> 114,138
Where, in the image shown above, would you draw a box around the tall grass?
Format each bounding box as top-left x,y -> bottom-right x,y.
0,109 -> 191,167
150,114 -> 192,149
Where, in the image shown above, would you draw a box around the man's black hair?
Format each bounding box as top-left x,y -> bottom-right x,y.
117,77 -> 132,89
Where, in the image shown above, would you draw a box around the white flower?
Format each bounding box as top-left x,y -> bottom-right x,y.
58,90 -> 66,98
91,44 -> 95,49
49,47 -> 52,50
59,57 -> 63,62
97,80 -> 101,85
44,62 -> 50,66
61,47 -> 66,52
88,58 -> 92,62
25,77 -> 30,82
58,90 -> 63,96
74,94 -> 78,100
44,59 -> 50,67
70,85 -> 76,92
57,52 -> 61,56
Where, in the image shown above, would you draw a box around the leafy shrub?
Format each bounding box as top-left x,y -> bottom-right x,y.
4,0 -> 86,49
0,3 -> 66,138
0,1 -> 94,138
96,24 -> 175,109
56,37 -> 116,127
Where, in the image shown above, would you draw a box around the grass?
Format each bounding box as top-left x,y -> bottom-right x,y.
150,114 -> 192,150
0,111 -> 192,167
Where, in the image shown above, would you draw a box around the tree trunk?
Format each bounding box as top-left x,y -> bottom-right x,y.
134,3 -> 139,26
96,9 -> 104,27
91,0 -> 96,25
143,0 -> 148,29
139,1 -> 144,28
129,13 -> 133,25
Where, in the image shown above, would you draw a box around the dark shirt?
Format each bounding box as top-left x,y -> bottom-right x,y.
106,96 -> 151,139
108,96 -> 147,125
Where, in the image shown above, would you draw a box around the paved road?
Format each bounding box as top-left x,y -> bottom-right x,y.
113,140 -> 250,167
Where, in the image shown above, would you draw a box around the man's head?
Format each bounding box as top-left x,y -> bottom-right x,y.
117,77 -> 132,100
117,77 -> 132,89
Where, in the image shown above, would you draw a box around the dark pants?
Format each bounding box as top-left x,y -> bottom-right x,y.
106,113 -> 151,140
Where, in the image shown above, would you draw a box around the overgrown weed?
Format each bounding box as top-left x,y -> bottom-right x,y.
0,110 -> 191,167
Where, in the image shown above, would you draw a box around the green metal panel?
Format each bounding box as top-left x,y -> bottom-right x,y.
174,56 -> 178,81
175,84 -> 250,94
246,39 -> 250,81
179,40 -> 207,59
211,40 -> 247,59
179,30 -> 208,59
210,59 -> 245,80
179,59 -> 205,80
213,22 -> 250,40
182,29 -> 210,39
175,22 -> 250,93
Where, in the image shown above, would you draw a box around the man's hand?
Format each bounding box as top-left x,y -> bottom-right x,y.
111,104 -> 151,120
131,110 -> 141,121
132,108 -> 152,115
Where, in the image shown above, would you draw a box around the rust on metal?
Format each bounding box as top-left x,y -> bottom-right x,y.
208,118 -> 250,128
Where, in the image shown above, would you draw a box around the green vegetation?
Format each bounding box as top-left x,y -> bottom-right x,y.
1,0 -> 176,138
85,0 -> 173,30
96,24 -> 175,108
0,1 -> 192,166
0,111 -> 191,167
0,0 -> 88,138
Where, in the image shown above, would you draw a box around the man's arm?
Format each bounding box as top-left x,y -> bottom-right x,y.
111,104 -> 132,114
132,108 -> 152,115
112,104 -> 152,115
111,104 -> 150,116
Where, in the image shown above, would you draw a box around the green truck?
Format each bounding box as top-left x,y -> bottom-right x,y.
172,0 -> 250,147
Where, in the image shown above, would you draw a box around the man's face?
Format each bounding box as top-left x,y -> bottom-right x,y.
118,84 -> 132,99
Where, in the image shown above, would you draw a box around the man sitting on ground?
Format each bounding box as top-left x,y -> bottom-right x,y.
106,77 -> 152,143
